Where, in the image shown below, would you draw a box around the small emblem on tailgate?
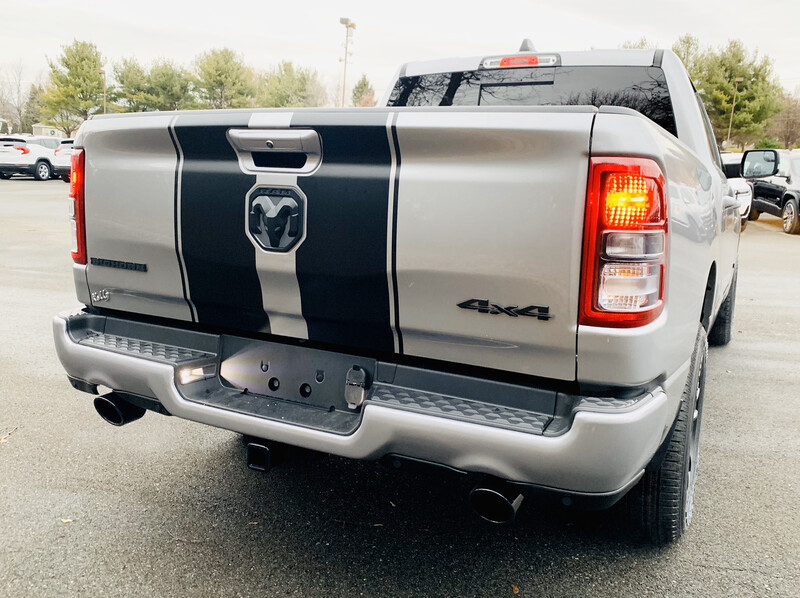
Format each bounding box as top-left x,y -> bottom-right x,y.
90,257 -> 147,272
457,298 -> 553,320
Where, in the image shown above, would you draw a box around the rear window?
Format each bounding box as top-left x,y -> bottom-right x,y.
388,66 -> 678,137
31,138 -> 60,149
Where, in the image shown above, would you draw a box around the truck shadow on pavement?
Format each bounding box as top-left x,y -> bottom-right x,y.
144,433 -> 671,596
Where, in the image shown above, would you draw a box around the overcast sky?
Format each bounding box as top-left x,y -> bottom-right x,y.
2,0 -> 798,102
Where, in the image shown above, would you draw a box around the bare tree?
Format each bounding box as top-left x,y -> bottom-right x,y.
768,94 -> 800,148
1,61 -> 29,133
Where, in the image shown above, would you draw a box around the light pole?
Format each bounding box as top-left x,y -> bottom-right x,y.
726,76 -> 745,148
339,17 -> 356,107
98,68 -> 107,114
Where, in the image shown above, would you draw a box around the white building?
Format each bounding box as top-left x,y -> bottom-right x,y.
31,123 -> 64,138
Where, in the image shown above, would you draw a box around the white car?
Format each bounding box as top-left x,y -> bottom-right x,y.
53,139 -> 75,182
0,136 -> 58,181
721,152 -> 753,230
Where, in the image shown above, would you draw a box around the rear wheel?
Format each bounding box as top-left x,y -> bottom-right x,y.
627,324 -> 707,545
34,161 -> 51,181
748,208 -> 760,221
782,199 -> 800,234
708,267 -> 737,347
0,172 -> 10,180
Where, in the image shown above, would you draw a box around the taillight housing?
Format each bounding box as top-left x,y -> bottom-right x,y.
14,146 -> 30,155
69,149 -> 86,265
580,157 -> 667,327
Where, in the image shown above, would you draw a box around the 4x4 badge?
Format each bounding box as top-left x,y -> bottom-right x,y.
457,298 -> 553,320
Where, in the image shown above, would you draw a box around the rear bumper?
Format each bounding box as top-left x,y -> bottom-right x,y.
53,311 -> 673,496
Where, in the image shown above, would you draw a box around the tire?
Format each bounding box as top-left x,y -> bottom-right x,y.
0,172 -> 10,180
708,267 -> 737,347
740,217 -> 747,232
627,324 -> 707,545
34,161 -> 51,181
748,208 -> 760,221
782,199 -> 800,234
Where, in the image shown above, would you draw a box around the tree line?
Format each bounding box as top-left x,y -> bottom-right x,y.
0,41 -> 377,136
1,36 -> 797,148
626,34 -> 795,149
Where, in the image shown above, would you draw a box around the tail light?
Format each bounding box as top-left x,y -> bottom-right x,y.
14,146 -> 30,155
580,157 -> 667,327
69,149 -> 86,265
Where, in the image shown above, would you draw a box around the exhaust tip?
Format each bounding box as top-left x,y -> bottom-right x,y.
469,478 -> 524,524
93,393 -> 146,426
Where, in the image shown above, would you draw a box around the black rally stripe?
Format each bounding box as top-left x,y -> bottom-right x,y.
291,112 -> 395,353
167,120 -> 195,322
389,114 -> 404,354
174,113 -> 269,332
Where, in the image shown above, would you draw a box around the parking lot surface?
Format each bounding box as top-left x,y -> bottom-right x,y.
1,179 -> 798,597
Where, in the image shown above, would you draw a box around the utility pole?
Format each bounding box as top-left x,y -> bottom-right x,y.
339,17 -> 356,107
726,77 -> 745,148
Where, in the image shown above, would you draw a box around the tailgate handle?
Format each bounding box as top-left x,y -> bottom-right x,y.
227,129 -> 321,174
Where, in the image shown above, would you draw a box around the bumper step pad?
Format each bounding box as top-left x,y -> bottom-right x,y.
368,385 -> 551,435
79,332 -> 214,365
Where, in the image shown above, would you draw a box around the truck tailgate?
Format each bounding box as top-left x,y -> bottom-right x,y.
79,107 -> 594,380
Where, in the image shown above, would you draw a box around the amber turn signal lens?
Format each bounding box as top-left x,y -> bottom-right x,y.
602,173 -> 659,228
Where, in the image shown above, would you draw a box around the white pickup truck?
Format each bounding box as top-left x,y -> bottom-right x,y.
53,48 -> 741,544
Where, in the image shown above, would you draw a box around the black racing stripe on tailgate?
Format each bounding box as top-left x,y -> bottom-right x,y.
167,120 -> 195,322
390,115 -> 404,354
290,112 -> 394,353
174,113 -> 269,332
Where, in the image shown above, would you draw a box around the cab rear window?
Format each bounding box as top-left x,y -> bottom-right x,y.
388,66 -> 678,138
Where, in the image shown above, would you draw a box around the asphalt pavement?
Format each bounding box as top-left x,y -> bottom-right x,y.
0,178 -> 798,597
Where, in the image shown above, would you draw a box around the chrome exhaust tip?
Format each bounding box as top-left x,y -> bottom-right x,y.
469,477 -> 524,524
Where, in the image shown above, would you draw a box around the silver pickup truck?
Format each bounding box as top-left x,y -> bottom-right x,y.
53,48 -> 741,544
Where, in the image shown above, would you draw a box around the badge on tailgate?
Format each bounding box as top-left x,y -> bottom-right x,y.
247,186 -> 305,252
457,298 -> 553,320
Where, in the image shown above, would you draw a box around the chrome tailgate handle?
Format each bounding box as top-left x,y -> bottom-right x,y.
227,129 -> 321,174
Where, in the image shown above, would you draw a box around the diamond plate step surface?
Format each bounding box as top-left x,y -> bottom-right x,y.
369,384 -> 551,435
79,333 -> 214,365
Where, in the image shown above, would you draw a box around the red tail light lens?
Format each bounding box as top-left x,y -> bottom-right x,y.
602,172 -> 660,227
14,146 -> 30,155
580,157 -> 667,328
69,149 -> 86,265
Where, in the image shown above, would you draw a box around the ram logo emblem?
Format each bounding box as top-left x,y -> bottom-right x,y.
247,187 -> 304,252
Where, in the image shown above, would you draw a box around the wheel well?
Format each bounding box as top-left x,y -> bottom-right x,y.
701,263 -> 716,331
782,193 -> 798,209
